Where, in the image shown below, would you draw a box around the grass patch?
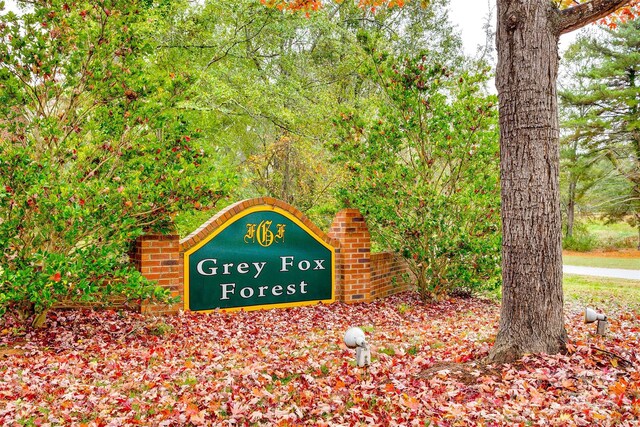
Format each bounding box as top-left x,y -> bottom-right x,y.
148,321 -> 175,336
564,218 -> 638,251
378,347 -> 396,356
586,220 -> 637,241
563,274 -> 640,310
583,219 -> 637,250
563,255 -> 640,270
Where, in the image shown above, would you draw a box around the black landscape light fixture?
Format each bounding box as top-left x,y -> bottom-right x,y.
344,327 -> 371,367
585,308 -> 608,336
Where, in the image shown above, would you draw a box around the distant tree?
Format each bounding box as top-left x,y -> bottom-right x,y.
245,133 -> 339,214
559,123 -> 608,240
559,50 -> 612,240
162,0 -> 458,225
559,23 -> 640,248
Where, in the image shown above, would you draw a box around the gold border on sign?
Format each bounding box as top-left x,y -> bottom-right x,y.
183,205 -> 336,313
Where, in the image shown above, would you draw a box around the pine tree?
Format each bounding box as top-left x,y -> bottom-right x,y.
562,22 -> 640,249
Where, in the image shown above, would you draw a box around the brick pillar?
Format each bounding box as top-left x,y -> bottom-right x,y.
131,234 -> 183,314
328,209 -> 372,303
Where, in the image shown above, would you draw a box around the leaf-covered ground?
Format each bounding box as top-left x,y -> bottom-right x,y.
0,293 -> 639,426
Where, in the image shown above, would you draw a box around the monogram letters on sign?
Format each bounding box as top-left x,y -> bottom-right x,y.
184,205 -> 335,312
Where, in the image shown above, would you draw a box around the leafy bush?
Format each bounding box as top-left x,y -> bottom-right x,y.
562,234 -> 597,252
332,51 -> 501,301
562,223 -> 597,252
0,1 -> 233,319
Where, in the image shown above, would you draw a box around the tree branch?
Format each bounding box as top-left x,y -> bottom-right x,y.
556,0 -> 632,35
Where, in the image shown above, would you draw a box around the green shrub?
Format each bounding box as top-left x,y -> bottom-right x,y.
0,1 -> 233,320
563,221 -> 597,251
562,233 -> 597,252
332,51 -> 501,301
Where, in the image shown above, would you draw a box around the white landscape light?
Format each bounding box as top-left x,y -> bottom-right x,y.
585,308 -> 606,323
585,308 -> 608,335
344,327 -> 371,367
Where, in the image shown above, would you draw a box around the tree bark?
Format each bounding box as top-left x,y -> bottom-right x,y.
490,0 -> 568,362
490,0 -> 631,363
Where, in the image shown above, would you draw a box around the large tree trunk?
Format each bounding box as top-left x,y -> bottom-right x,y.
489,0 -> 568,362
488,0 -> 632,363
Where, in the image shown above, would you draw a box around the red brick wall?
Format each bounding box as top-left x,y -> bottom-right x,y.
132,202 -> 413,314
328,209 -> 372,303
131,234 -> 183,314
371,252 -> 413,299
328,209 -> 413,303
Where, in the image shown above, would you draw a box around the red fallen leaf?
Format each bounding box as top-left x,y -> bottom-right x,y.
2,294 -> 639,425
609,378 -> 627,397
51,272 -> 61,282
190,411 -> 206,425
185,402 -> 199,416
565,341 -> 576,354
561,378 -> 577,391
400,393 -> 419,410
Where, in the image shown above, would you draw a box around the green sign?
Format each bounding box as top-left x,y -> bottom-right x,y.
184,206 -> 335,312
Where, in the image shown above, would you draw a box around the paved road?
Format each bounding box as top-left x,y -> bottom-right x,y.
563,265 -> 640,281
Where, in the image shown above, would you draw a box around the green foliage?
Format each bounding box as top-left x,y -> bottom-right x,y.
563,253 -> 640,270
160,0 -> 456,230
564,275 -> 640,311
562,228 -> 597,252
0,1 -> 234,317
333,49 -> 501,301
156,0 -> 355,226
560,23 -> 640,248
148,321 -> 175,337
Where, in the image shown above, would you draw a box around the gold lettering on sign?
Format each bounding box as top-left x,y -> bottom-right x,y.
244,221 -> 286,246
256,220 -> 274,247
244,223 -> 257,243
